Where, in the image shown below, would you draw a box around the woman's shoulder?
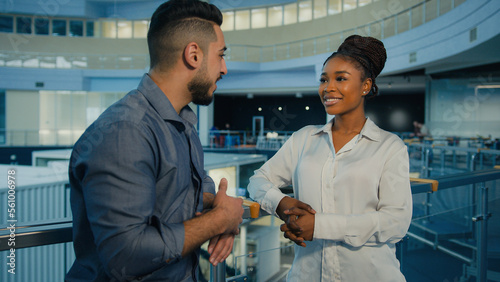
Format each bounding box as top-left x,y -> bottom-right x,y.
377,126 -> 407,149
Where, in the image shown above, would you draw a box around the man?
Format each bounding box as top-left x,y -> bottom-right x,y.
66,0 -> 244,281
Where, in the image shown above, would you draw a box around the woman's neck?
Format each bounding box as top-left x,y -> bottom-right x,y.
332,114 -> 367,135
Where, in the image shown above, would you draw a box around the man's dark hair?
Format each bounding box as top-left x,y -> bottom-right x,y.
147,0 -> 223,70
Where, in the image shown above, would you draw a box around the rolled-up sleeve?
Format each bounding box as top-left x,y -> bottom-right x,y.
202,174 -> 216,195
72,121 -> 183,277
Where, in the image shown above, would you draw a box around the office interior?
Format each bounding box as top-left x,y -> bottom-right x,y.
0,0 -> 499,281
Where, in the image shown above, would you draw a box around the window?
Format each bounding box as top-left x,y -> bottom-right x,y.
86,21 -> 95,37
71,92 -> 87,129
343,0 -> 357,11
359,0 -> 372,7
117,21 -> 132,38
268,6 -> 283,27
221,11 -> 234,31
35,18 -> 49,35
52,19 -> 67,36
328,0 -> 342,14
16,16 -> 32,34
70,20 -> 83,36
298,0 -> 312,22
314,0 -> 327,19
102,20 -> 117,38
0,15 -> 14,33
235,10 -> 250,30
133,20 -> 148,38
284,3 -> 297,25
251,8 -> 266,29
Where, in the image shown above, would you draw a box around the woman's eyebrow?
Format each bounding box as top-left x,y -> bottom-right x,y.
321,70 -> 351,76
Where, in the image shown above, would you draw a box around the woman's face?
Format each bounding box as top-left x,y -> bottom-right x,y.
318,56 -> 371,117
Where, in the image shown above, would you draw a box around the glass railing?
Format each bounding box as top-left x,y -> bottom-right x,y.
406,142 -> 500,177
0,0 -> 465,69
2,167 -> 499,281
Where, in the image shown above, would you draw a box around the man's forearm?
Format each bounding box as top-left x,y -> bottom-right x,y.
181,207 -> 225,257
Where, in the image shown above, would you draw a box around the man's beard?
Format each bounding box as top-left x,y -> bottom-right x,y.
188,66 -> 215,106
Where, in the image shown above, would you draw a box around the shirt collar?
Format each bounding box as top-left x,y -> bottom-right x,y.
313,117 -> 381,142
137,73 -> 198,126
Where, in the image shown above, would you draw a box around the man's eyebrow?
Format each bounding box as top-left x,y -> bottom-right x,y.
220,46 -> 227,52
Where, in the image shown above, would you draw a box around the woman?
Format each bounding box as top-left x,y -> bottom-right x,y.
247,35 -> 412,281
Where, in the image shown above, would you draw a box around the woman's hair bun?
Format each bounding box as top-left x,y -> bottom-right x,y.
337,35 -> 387,78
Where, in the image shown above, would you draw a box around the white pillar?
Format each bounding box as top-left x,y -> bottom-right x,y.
195,102 -> 214,147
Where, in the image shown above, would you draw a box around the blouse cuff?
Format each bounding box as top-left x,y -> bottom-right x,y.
313,213 -> 346,241
262,188 -> 287,217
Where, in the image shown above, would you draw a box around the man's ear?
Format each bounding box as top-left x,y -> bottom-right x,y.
184,42 -> 203,69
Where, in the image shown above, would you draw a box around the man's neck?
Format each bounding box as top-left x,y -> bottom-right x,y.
148,68 -> 191,114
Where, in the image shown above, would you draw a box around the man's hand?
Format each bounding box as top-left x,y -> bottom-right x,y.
182,178 -> 242,258
276,197 -> 316,247
212,178 -> 244,235
207,233 -> 235,266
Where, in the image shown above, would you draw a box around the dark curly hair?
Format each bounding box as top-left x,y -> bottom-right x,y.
323,35 -> 387,97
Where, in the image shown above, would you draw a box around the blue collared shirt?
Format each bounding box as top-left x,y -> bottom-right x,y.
66,74 -> 215,281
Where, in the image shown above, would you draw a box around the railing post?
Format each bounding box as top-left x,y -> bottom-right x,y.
470,152 -> 477,171
440,148 -> 445,174
472,182 -> 489,282
210,261 -> 226,282
240,225 -> 248,276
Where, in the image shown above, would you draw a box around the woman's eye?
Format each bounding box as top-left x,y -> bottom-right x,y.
336,77 -> 346,81
319,78 -> 327,83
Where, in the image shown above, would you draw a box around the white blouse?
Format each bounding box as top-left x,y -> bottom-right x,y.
248,118 -> 412,282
